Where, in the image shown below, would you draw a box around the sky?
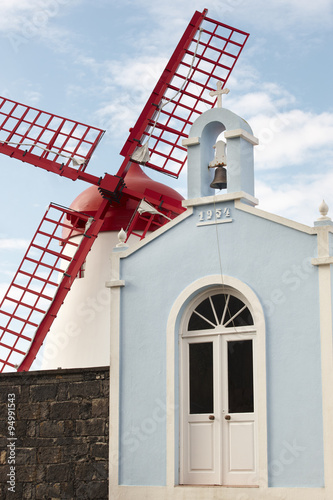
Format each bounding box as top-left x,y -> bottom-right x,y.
0,0 -> 332,299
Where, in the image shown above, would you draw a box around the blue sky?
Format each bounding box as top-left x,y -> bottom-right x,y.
0,0 -> 332,297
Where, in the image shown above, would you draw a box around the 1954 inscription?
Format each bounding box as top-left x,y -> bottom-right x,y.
197,207 -> 232,226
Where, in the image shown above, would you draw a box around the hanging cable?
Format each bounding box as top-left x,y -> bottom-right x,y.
213,195 -> 225,285
213,194 -> 239,332
0,140 -> 85,166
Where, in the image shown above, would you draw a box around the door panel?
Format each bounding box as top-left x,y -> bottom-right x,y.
181,337 -> 221,485
222,335 -> 257,485
189,421 -> 214,470
228,419 -> 255,471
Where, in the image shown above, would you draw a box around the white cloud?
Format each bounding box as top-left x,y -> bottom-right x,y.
245,0 -> 333,31
131,0 -> 333,37
95,98 -> 138,137
23,90 -> 42,105
221,78 -> 333,173
0,0 -> 82,54
256,169 -> 333,225
0,0 -> 42,31
92,56 -> 168,136
228,89 -> 294,118
0,0 -> 54,32
104,57 -> 167,97
0,238 -> 30,249
252,109 -> 333,170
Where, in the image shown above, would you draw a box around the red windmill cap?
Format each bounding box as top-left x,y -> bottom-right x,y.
63,163 -> 184,238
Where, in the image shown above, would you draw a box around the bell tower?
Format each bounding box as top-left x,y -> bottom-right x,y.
183,84 -> 259,202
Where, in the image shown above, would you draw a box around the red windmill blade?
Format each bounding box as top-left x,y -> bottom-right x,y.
119,9 -> 249,179
0,95 -> 105,184
0,9 -> 249,373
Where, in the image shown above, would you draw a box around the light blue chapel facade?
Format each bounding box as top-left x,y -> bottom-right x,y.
108,103 -> 333,499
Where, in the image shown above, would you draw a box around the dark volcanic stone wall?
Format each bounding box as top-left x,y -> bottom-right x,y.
0,366 -> 109,499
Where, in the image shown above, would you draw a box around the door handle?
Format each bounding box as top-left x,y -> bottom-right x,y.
224,415 -> 231,420
209,415 -> 215,420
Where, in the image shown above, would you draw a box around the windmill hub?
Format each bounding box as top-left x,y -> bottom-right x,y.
63,163 -> 184,238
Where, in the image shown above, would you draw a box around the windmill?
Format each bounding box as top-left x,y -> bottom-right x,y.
0,9 -> 249,373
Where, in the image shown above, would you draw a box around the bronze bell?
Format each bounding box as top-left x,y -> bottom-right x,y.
210,165 -> 227,190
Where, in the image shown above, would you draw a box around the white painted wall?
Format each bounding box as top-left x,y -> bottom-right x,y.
40,230 -> 137,370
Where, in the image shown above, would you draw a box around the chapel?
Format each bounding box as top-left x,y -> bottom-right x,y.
40,94 -> 333,499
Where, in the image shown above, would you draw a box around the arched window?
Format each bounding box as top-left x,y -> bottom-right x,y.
187,291 -> 254,332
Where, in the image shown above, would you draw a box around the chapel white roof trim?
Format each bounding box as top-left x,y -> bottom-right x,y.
234,199 -> 316,235
114,207 -> 194,259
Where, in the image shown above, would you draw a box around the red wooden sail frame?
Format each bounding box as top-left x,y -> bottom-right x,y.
119,10 -> 249,178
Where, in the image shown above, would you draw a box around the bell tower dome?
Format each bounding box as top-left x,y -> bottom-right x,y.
182,86 -> 259,202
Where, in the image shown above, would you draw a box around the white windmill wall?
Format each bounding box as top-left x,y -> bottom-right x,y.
40,229 -> 133,370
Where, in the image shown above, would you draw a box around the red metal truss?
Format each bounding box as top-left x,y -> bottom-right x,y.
125,198 -> 174,241
119,9 -> 249,178
0,95 -> 105,182
0,199 -> 109,373
126,211 -> 163,241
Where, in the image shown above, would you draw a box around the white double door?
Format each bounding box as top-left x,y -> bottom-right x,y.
181,333 -> 257,486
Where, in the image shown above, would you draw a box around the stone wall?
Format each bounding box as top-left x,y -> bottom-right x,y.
0,366 -> 109,499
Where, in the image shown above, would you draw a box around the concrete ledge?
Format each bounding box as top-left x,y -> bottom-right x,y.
311,256 -> 333,266
224,128 -> 259,145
